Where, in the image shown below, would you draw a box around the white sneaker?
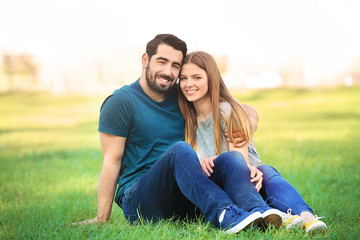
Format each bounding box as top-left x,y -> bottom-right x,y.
302,216 -> 327,233
281,210 -> 304,230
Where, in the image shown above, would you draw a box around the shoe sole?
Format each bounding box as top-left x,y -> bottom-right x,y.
262,209 -> 283,229
305,222 -> 327,233
224,212 -> 263,234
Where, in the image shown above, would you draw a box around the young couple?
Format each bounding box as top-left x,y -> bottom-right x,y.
75,34 -> 327,234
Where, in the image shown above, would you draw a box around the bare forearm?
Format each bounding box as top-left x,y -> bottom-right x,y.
71,133 -> 125,226
97,162 -> 120,221
229,144 -> 250,166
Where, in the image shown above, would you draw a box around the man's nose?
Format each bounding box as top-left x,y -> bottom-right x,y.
162,64 -> 172,76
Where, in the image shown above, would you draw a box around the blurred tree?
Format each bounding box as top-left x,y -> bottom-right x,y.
2,53 -> 38,90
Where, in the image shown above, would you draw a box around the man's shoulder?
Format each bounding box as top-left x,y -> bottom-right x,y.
106,80 -> 140,101
100,80 -> 140,111
113,80 -> 139,96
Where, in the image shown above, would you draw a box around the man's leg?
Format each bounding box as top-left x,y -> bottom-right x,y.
209,151 -> 268,212
258,164 -> 313,215
121,141 -> 235,227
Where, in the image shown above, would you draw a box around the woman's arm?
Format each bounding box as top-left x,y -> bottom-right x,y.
228,142 -> 263,192
228,143 -> 250,166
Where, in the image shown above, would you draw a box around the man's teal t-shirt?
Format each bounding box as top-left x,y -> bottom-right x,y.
98,79 -> 185,206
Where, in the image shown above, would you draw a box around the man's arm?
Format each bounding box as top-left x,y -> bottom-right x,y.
73,132 -> 126,225
241,104 -> 258,132
226,103 -> 259,147
97,132 -> 126,221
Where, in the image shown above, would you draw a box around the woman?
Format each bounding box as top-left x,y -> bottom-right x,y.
178,51 -> 327,233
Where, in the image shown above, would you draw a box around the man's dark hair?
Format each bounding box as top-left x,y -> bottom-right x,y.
146,34 -> 187,60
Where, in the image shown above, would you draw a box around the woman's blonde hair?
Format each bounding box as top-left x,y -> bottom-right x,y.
178,51 -> 254,155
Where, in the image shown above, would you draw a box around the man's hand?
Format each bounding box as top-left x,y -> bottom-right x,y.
225,129 -> 247,148
200,156 -> 217,177
72,216 -> 102,226
248,165 -> 263,192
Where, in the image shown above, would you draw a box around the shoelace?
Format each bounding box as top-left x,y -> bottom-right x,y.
285,209 -> 324,221
282,209 -> 294,219
225,205 -> 243,218
219,205 -> 240,224
227,205 -> 242,217
306,215 -> 324,222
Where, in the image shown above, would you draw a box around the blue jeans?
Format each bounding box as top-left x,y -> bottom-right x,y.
258,164 -> 313,215
121,141 -> 269,227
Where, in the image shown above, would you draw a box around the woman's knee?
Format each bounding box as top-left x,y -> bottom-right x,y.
258,164 -> 280,181
215,151 -> 248,170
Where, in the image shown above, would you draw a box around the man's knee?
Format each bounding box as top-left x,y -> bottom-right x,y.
171,141 -> 192,151
258,164 -> 280,181
168,141 -> 198,163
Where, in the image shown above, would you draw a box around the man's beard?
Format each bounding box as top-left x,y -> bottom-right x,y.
145,65 -> 174,93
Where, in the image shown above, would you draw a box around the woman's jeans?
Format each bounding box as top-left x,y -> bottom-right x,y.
121,141 -> 269,227
258,164 -> 313,215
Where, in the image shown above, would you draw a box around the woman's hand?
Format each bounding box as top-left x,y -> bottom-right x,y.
248,165 -> 263,192
200,156 -> 217,177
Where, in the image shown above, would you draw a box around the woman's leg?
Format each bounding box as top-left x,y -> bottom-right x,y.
121,141 -> 260,229
258,164 -> 313,215
209,152 -> 283,228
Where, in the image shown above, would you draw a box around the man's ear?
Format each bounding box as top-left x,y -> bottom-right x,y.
142,53 -> 149,68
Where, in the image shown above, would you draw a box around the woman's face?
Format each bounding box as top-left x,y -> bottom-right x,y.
179,63 -> 209,104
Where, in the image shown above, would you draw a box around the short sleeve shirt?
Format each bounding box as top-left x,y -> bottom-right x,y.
99,79 -> 185,204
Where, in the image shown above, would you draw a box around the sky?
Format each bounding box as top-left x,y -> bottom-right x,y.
1,0 -> 360,89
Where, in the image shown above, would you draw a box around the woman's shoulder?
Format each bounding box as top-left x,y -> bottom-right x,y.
219,101 -> 232,117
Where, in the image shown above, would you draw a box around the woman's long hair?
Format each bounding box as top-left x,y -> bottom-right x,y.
178,51 -> 254,155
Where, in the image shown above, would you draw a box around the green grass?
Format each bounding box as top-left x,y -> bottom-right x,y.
1,87 -> 359,239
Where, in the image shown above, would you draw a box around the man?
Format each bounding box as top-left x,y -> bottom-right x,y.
75,34 -> 277,234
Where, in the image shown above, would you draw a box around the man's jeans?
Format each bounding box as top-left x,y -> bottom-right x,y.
121,141 -> 268,227
258,164 -> 313,215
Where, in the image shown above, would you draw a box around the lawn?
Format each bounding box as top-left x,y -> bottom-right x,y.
0,86 -> 359,239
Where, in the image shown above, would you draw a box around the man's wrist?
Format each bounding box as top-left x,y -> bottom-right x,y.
96,215 -> 102,222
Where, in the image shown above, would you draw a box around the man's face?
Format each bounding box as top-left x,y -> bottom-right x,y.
145,44 -> 183,93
